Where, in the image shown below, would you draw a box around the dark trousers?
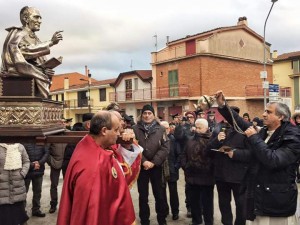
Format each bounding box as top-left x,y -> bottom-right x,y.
137,166 -> 167,225
216,181 -> 245,225
162,181 -> 179,216
25,176 -> 43,213
190,184 -> 214,225
50,166 -> 61,207
185,182 -> 191,210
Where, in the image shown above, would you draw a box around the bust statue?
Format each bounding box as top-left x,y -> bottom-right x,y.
1,6 -> 63,98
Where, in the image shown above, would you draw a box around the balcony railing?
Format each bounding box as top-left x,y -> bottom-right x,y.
64,99 -> 94,109
109,85 -> 190,102
245,85 -> 291,98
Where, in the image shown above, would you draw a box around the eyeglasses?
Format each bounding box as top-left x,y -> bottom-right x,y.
187,116 -> 194,119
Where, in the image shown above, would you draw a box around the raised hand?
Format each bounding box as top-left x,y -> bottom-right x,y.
51,30 -> 63,45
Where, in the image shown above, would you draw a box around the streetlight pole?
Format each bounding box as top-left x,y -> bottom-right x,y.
262,0 -> 278,109
87,73 -> 91,113
80,73 -> 92,113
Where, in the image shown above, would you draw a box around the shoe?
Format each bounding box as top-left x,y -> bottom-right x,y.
172,214 -> 179,220
186,209 -> 192,218
49,207 -> 56,214
32,210 -> 46,217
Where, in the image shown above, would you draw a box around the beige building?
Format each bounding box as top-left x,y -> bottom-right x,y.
50,72 -> 115,123
273,50 -> 298,112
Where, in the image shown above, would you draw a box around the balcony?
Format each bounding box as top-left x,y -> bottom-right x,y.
109,85 -> 190,102
245,85 -> 291,98
64,99 -> 94,109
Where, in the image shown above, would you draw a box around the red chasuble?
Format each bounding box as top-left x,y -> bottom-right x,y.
57,135 -> 136,225
111,144 -> 142,189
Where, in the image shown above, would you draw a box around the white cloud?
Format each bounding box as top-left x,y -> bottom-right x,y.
0,0 -> 298,80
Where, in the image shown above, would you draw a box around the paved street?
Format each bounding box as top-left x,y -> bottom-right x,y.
25,166 -> 222,225
26,165 -> 225,225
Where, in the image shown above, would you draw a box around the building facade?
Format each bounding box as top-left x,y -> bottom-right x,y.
151,17 -> 273,121
50,72 -> 115,123
110,70 -> 152,119
273,50 -> 298,112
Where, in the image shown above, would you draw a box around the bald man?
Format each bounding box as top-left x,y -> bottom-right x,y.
57,111 -> 136,225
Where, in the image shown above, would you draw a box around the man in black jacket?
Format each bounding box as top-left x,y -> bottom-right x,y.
174,111 -> 196,218
161,121 -> 181,221
23,143 -> 49,217
133,104 -> 169,225
207,106 -> 251,225
214,90 -> 300,224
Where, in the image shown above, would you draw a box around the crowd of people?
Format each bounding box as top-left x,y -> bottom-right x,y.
1,96 -> 300,225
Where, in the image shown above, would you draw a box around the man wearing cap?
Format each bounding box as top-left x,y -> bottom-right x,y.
207,110 -> 216,132
170,113 -> 180,126
174,111 -> 196,218
64,118 -> 73,130
82,113 -> 94,130
197,110 -> 206,119
133,104 -> 169,225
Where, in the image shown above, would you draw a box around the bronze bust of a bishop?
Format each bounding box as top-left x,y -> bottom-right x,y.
1,6 -> 63,98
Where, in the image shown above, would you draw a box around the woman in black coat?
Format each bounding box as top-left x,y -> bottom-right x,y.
181,118 -> 214,225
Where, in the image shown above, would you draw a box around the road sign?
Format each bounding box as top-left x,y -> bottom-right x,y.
269,84 -> 279,92
269,97 -> 280,101
269,92 -> 279,96
269,84 -> 280,102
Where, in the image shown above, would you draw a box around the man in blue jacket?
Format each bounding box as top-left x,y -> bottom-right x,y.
23,143 -> 49,217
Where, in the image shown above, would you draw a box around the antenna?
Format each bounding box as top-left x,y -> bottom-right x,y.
130,59 -> 133,70
153,34 -> 157,52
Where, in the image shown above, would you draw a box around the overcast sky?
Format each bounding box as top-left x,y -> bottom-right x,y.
0,0 -> 298,80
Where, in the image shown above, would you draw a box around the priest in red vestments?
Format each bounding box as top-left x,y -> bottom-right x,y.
109,110 -> 142,188
57,111 -> 136,225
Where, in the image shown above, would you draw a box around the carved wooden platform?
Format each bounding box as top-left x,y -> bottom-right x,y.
0,75 -> 85,144
0,97 -> 68,143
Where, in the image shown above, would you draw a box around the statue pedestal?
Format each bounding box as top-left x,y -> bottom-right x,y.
0,98 -> 64,141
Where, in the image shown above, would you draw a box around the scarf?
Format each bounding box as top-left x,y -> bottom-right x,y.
142,120 -> 157,134
0,143 -> 22,170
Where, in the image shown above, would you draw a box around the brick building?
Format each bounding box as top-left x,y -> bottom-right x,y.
151,17 -> 273,121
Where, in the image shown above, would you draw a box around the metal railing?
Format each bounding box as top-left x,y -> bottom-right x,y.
64,99 -> 94,109
109,85 -> 190,102
245,85 -> 291,98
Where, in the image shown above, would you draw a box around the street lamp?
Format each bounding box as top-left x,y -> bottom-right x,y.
80,73 -> 92,113
262,0 -> 278,109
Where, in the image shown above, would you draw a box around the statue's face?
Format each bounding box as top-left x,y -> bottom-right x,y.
26,8 -> 42,32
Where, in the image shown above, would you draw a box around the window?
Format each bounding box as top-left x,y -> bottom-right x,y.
186,40 -> 196,55
55,94 -> 58,101
134,78 -> 138,90
78,91 -> 87,107
99,88 -> 106,102
168,70 -> 179,97
61,93 -> 64,102
125,79 -> 132,100
292,60 -> 300,74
